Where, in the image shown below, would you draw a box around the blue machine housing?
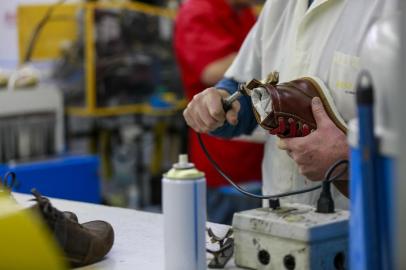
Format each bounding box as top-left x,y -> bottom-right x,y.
349,75 -> 395,270
350,137 -> 395,270
350,11 -> 400,270
0,155 -> 101,203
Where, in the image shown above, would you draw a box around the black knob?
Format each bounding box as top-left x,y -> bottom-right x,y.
258,249 -> 271,265
284,254 -> 296,270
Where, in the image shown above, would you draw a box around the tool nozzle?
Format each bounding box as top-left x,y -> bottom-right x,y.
222,83 -> 250,112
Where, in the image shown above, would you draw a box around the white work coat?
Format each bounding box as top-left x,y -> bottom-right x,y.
225,0 -> 396,209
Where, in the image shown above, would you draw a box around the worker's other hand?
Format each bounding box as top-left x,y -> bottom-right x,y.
277,97 -> 348,181
183,87 -> 240,133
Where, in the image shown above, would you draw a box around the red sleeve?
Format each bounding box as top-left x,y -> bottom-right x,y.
174,3 -> 238,84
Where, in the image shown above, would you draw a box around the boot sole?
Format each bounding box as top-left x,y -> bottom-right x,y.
303,76 -> 348,134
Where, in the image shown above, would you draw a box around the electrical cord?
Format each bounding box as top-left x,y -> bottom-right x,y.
197,133 -> 349,200
23,0 -> 67,63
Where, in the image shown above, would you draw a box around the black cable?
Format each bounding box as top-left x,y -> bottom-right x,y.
197,133 -> 348,200
23,0 -> 67,63
325,159 -> 349,183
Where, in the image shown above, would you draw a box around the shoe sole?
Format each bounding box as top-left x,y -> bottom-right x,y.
303,76 -> 348,134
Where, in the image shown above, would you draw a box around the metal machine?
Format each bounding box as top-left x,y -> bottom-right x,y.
199,131 -> 351,269
0,83 -> 64,163
232,205 -> 348,269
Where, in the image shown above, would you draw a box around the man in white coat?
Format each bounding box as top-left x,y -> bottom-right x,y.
183,0 -> 395,209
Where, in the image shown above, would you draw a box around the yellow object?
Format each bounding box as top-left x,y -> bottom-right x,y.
150,121 -> 166,175
17,1 -> 184,117
17,1 -> 175,62
0,194 -> 67,270
76,2 -> 180,117
67,99 -> 187,117
0,72 -> 8,88
85,1 -> 176,19
18,3 -> 78,62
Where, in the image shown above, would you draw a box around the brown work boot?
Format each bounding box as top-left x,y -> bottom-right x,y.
30,189 -> 114,267
247,71 -> 347,137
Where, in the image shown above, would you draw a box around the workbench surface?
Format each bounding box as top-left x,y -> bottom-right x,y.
14,193 -> 241,270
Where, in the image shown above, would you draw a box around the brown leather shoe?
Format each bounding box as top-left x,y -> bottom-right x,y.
246,71 -> 347,137
31,189 -> 114,267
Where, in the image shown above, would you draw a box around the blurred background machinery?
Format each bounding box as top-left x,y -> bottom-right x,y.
12,0 -> 186,209
0,85 -> 63,163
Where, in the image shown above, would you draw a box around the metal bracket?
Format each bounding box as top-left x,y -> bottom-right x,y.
206,228 -> 234,268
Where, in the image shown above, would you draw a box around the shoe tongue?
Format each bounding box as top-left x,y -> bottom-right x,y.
251,86 -> 273,122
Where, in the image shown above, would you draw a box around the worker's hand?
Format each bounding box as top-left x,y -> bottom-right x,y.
277,97 -> 349,181
183,87 -> 240,133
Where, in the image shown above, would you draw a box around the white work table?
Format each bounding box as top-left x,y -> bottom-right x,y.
14,193 -> 241,270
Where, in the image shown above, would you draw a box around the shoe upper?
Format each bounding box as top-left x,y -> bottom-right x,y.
31,189 -> 114,267
248,73 -> 347,138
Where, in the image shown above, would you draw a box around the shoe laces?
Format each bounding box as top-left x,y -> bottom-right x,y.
30,189 -> 65,224
269,117 -> 311,137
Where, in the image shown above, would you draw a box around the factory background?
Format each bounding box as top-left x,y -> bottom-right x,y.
0,0 -> 187,210
1,1 -> 406,269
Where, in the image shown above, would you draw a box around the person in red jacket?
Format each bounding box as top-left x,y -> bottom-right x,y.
174,0 -> 264,224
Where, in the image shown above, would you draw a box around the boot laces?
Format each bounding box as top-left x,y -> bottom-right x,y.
30,189 -> 64,222
270,117 -> 311,137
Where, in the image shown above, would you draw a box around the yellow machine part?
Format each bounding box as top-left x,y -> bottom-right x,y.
0,194 -> 67,270
18,3 -> 78,62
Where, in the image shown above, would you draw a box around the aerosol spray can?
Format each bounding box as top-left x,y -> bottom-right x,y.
163,154 -> 206,270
